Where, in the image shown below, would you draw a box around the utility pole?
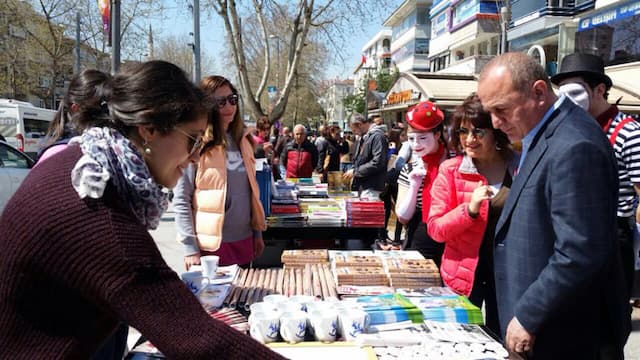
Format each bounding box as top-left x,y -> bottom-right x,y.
75,12 -> 81,73
500,1 -> 511,55
190,0 -> 201,83
111,0 -> 121,74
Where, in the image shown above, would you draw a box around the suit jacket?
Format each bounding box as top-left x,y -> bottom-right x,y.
494,98 -> 630,358
352,124 -> 388,192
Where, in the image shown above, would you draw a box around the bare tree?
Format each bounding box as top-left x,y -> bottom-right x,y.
153,35 -> 217,79
204,0 -> 393,122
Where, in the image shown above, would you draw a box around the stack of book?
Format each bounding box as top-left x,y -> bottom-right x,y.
353,293 -> 423,325
281,249 -> 329,269
299,197 -> 345,226
334,266 -> 389,287
345,198 -> 385,227
407,295 -> 484,325
385,258 -> 442,289
269,181 -> 304,225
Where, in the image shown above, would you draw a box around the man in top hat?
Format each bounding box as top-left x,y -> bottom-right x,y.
552,52 -> 640,300
343,113 -> 388,199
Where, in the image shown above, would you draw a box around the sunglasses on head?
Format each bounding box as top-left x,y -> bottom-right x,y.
455,127 -> 488,139
214,94 -> 238,107
174,127 -> 205,156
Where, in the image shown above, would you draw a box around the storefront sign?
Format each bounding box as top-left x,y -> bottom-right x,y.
386,90 -> 414,105
579,0 -> 640,31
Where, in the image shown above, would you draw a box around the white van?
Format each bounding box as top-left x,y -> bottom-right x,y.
0,99 -> 56,159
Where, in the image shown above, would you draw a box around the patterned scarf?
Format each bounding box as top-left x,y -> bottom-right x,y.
69,127 -> 168,230
421,143 -> 446,224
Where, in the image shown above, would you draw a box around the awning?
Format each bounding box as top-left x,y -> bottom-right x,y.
605,62 -> 640,114
380,72 -> 478,113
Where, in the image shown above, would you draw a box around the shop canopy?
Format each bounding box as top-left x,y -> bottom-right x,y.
605,62 -> 640,115
381,72 -> 479,113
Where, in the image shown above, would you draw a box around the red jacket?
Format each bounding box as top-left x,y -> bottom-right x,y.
427,156 -> 489,296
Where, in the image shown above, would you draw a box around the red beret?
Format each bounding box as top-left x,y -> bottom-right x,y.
406,101 -> 444,131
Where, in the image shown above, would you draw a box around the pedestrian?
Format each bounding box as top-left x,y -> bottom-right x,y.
0,60 -> 284,359
477,52 -> 630,358
273,126 -> 292,179
427,94 -> 518,336
174,75 -> 267,270
280,124 -> 318,179
253,116 -> 274,159
36,69 -> 111,163
343,113 -> 388,199
552,53 -> 640,300
392,101 -> 448,264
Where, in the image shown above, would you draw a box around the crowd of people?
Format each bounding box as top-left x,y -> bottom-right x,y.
0,51 -> 637,359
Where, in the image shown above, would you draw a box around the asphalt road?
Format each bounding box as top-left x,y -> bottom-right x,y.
146,204 -> 640,358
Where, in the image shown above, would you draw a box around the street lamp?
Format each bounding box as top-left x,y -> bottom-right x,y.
269,34 -> 281,90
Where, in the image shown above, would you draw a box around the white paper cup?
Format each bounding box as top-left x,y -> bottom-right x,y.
200,255 -> 219,279
338,308 -> 370,342
305,300 -> 336,313
279,310 -> 307,344
309,309 -> 338,343
180,271 -> 210,295
249,311 -> 280,344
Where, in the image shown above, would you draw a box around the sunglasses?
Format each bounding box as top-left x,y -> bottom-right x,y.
456,127 -> 488,139
214,94 -> 238,107
174,127 -> 205,156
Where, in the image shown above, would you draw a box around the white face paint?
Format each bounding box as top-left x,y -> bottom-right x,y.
558,82 -> 590,111
407,131 -> 438,157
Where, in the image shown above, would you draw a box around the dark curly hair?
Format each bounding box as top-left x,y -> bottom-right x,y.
450,93 -> 510,157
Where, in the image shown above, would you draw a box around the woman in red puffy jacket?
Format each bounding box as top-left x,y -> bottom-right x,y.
427,94 -> 518,336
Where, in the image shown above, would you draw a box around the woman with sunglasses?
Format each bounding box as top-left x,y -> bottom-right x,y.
174,75 -> 266,270
392,101 -> 449,265
0,61 -> 283,358
427,93 -> 518,336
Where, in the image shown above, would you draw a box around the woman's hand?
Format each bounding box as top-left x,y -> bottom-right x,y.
253,232 -> 265,258
468,181 -> 493,215
184,253 -> 201,271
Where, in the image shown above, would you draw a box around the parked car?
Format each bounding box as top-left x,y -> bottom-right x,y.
0,140 -> 34,215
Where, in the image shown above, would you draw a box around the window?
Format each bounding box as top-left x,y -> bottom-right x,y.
23,118 -> 49,137
576,8 -> 640,66
0,143 -> 30,169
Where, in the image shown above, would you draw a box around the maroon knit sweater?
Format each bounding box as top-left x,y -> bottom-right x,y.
0,146 -> 284,359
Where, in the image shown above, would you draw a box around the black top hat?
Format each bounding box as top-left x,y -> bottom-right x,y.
550,53 -> 612,88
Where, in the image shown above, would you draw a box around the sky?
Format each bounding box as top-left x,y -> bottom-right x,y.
151,1 -> 403,81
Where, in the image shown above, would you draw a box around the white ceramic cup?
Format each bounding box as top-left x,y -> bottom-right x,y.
200,255 -> 219,279
279,310 -> 308,344
180,271 -> 210,295
309,309 -> 338,343
305,300 -> 336,314
289,295 -> 315,312
277,300 -> 303,314
249,311 -> 280,344
263,294 -> 288,306
338,308 -> 370,342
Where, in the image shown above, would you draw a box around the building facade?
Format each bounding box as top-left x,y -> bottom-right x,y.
353,28 -> 393,95
383,0 -> 433,73
324,79 -> 354,130
429,0 -> 504,74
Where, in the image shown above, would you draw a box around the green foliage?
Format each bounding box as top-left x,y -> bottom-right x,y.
342,92 -> 365,114
375,69 -> 397,93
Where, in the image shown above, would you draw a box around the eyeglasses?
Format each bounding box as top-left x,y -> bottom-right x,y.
455,127 -> 488,139
214,94 -> 238,107
174,127 -> 205,156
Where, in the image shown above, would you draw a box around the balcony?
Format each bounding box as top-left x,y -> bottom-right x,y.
437,55 -> 494,75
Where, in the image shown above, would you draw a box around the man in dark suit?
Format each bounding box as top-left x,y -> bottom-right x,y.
478,52 -> 630,359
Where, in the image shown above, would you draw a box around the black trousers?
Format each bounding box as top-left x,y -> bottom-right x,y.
405,209 -> 444,269
617,216 -> 635,299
